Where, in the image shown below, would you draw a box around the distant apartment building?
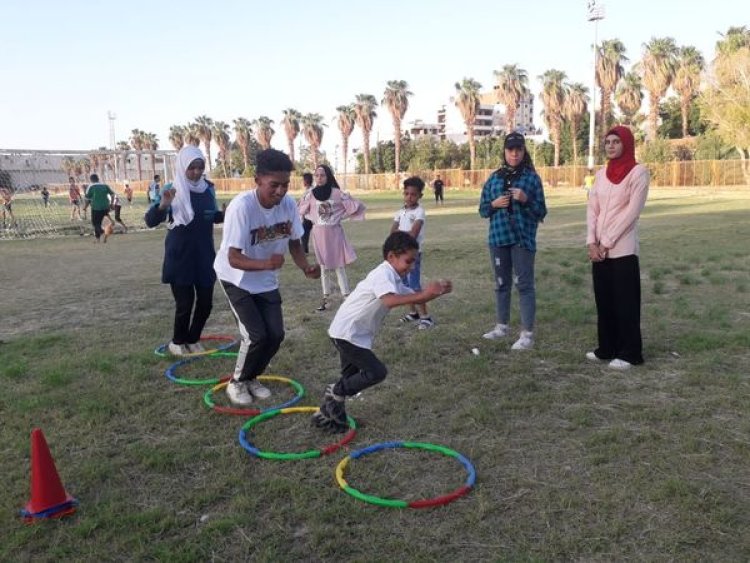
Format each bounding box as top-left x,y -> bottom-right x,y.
480,91 -> 538,135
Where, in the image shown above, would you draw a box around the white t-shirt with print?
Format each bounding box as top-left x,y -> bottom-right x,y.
214,190 -> 303,293
393,204 -> 426,248
328,261 -> 413,349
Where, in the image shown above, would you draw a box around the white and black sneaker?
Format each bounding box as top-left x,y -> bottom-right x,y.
247,379 -> 272,399
226,380 -> 253,406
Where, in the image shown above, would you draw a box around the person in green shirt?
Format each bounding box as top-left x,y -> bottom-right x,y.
83,174 -> 115,242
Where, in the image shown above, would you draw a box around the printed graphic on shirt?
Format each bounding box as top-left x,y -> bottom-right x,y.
250,220 -> 293,246
316,200 -> 334,224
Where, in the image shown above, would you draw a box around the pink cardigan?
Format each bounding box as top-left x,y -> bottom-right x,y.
586,164 -> 649,258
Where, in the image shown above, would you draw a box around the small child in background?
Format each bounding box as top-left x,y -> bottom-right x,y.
312,231 -> 452,432
111,192 -> 128,232
390,176 -> 433,329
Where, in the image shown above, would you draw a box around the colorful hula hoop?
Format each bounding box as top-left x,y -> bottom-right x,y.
154,335 -> 238,358
335,441 -> 476,509
203,376 -> 305,416
164,351 -> 238,386
238,407 -> 357,461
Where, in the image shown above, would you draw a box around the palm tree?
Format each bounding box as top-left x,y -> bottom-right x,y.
596,39 -> 628,148
88,150 -> 101,179
212,121 -> 231,177
61,156 -> 76,179
563,83 -> 589,166
252,116 -> 275,150
168,125 -> 186,151
233,117 -> 253,173
77,158 -> 92,179
539,69 -> 567,166
300,113 -> 326,169
493,64 -> 529,132
116,141 -> 130,181
143,132 -> 159,179
453,78 -> 482,169
185,123 -> 201,147
281,109 -> 302,163
640,37 -> 678,140
382,80 -> 413,173
193,115 -> 214,170
130,129 -> 145,181
353,94 -> 378,174
336,105 -> 356,177
673,46 -> 705,138
615,72 -> 644,126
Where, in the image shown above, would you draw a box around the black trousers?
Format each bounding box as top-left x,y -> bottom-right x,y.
221,282 -> 284,381
301,218 -> 313,253
91,209 -> 108,239
170,284 -> 214,344
434,189 -> 444,203
331,338 -> 388,397
592,255 -> 644,364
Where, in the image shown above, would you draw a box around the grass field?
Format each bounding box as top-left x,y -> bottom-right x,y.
1,188 -> 749,561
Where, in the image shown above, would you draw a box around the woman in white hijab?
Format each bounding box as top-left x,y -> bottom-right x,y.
145,145 -> 225,355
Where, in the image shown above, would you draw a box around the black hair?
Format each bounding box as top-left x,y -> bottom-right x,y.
403,176 -> 425,195
154,174 -> 160,180
89,174 -> 99,182
302,172 -> 313,186
68,176 -> 74,182
501,150 -> 536,172
316,164 -> 340,189
382,231 -> 419,259
256,149 -> 294,175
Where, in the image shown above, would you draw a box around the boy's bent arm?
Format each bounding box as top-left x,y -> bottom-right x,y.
380,280 -> 452,309
228,247 -> 281,271
288,239 -> 321,278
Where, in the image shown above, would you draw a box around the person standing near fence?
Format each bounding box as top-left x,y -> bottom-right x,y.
297,164 -> 366,312
69,177 -> 83,221
1,187 -> 16,228
586,125 -> 649,370
148,174 -> 161,204
299,172 -> 314,254
83,174 -> 114,243
432,174 -> 445,205
479,132 -> 547,350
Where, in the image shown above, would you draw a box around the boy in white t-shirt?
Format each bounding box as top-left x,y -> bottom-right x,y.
214,149 -> 321,406
312,231 -> 452,432
390,176 -> 433,329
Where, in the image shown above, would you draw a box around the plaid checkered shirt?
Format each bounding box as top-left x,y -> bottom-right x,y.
478,167 -> 547,252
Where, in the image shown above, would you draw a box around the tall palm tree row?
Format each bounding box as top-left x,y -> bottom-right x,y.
116,141 -> 130,181
454,78 -> 482,170
143,132 -> 159,178
615,72 -> 644,126
562,83 -> 589,166
640,37 -> 679,141
336,105 -> 356,177
212,121 -> 231,176
673,46 -> 705,138
493,64 -> 529,133
382,80 -> 413,174
353,94 -> 378,174
253,116 -> 275,151
539,69 -> 567,167
596,39 -> 628,148
232,118 -> 253,173
301,113 -> 326,169
129,128 -> 146,181
281,109 -> 302,164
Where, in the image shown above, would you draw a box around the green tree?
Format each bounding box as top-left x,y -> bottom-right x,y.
301,113 -> 325,169
454,78 -> 482,170
596,39 -> 628,147
281,109 -> 301,163
212,121 -> 231,176
193,116 -> 214,170
336,105 -> 356,176
615,72 -> 644,126
493,64 -> 529,133
673,46 -> 705,138
382,80 -> 413,173
232,117 -> 253,173
353,94 -> 378,174
168,126 -> 185,151
539,69 -> 567,166
640,37 -> 678,140
657,97 -> 706,138
252,116 -> 275,151
563,83 -> 589,166
129,129 -> 146,181
143,132 -> 159,179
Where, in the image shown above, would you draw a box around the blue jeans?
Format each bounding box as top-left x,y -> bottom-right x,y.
401,252 -> 422,291
489,245 -> 536,331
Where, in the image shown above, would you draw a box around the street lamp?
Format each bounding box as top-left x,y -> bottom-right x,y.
587,1 -> 605,170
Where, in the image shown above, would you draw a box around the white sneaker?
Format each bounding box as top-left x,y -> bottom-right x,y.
187,342 -> 206,353
247,379 -> 272,399
608,358 -> 632,370
511,330 -> 534,350
586,351 -> 605,362
167,341 -> 190,356
482,323 -> 509,340
226,380 -> 253,406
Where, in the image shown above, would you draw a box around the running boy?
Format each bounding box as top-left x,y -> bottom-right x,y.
214,149 -> 321,406
312,231 -> 452,432
390,176 -> 433,329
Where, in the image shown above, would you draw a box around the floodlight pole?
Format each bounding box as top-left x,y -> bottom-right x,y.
587,1 -> 605,169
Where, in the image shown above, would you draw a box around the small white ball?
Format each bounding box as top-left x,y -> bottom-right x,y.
471,348 -> 480,356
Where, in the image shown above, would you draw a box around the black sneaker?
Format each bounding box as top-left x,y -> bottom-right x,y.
399,312 -> 420,323
311,397 -> 348,433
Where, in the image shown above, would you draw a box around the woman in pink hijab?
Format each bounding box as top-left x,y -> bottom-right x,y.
585,125 -> 649,370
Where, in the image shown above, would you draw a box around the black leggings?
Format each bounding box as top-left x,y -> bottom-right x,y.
331,338 -> 388,397
91,209 -> 108,239
170,284 -> 214,344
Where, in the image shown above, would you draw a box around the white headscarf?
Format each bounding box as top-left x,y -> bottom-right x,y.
170,145 -> 209,228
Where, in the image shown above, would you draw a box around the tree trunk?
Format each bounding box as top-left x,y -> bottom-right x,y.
287,136 -> 295,164
342,138 -> 349,176
393,116 -> 401,174
553,124 -> 561,168
467,127 -> 476,170
599,87 -> 611,150
648,92 -> 659,141
136,152 -> 143,181
204,140 -> 212,171
312,144 -> 320,169
363,130 -> 371,174
739,147 -> 750,185
680,95 -> 690,138
507,105 -> 516,133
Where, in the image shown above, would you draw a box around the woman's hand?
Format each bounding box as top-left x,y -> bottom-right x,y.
491,193 -> 512,209
588,243 -> 606,262
509,188 -> 527,203
159,188 -> 175,210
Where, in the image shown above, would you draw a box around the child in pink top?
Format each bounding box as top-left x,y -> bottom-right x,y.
586,125 -> 649,370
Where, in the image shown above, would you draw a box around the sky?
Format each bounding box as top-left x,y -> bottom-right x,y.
0,0 -> 744,162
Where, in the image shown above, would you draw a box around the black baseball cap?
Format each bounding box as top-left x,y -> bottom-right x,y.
504,132 -> 526,149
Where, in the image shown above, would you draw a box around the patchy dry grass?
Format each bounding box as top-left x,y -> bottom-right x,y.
1,188 -> 749,561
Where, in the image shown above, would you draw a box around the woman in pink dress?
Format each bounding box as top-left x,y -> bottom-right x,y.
298,165 -> 365,311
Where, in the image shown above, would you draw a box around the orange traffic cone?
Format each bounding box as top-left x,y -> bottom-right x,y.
20,428 -> 78,522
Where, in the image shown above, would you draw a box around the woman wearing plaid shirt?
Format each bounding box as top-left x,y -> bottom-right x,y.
479,132 -> 547,350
